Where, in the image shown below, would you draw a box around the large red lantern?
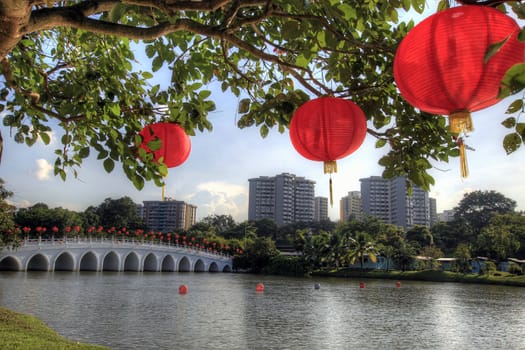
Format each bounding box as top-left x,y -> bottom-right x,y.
289,97 -> 367,205
394,5 -> 525,176
139,122 -> 191,200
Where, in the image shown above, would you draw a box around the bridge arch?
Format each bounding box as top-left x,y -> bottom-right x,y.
54,251 -> 75,271
209,262 -> 219,272
222,265 -> 232,272
124,252 -> 140,272
102,251 -> 120,271
27,253 -> 50,271
161,255 -> 175,272
143,253 -> 158,272
194,259 -> 205,272
179,256 -> 190,272
79,251 -> 98,271
0,256 -> 21,271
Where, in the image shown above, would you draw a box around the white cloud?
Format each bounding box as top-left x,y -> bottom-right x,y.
35,159 -> 53,181
184,181 -> 248,221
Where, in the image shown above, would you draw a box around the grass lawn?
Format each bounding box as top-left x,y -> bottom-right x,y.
0,307 -> 108,350
313,269 -> 525,287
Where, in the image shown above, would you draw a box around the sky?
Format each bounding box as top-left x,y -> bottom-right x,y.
1,3 -> 525,222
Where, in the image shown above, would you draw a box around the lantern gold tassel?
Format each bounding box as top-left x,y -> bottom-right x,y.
324,161 -> 337,207
458,138 -> 469,178
449,111 -> 473,134
324,160 -> 338,174
449,112 -> 473,178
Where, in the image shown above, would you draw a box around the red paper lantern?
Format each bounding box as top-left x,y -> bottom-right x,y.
138,122 -> 191,168
289,97 -> 367,205
394,5 -> 525,176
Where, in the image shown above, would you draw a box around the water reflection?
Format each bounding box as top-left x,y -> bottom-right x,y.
1,272 -> 524,349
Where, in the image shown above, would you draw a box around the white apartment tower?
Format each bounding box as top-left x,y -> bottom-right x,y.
340,191 -> 363,222
142,198 -> 197,232
360,176 -> 432,229
248,173 -> 315,226
314,197 -> 329,222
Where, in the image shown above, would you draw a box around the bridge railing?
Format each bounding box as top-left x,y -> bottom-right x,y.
3,237 -> 232,259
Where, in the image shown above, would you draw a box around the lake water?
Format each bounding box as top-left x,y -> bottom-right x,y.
0,272 -> 524,349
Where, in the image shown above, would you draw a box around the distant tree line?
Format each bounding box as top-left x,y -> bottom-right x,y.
0,178 -> 523,275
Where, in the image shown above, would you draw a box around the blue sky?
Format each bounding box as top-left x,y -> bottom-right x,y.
2,88 -> 524,222
1,3 -> 525,222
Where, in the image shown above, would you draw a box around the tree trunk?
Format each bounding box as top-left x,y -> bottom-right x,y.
0,1 -> 32,61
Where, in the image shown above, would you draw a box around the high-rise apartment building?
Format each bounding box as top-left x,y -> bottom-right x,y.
438,209 -> 456,222
340,191 -> 363,222
429,198 -> 438,226
141,198 -> 197,232
248,173 -> 315,226
314,197 -> 328,222
360,176 -> 432,229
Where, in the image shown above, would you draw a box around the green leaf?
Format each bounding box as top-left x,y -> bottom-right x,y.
158,164 -> 168,177
519,27 -> 525,41
108,104 -> 121,117
295,54 -> 309,68
103,158 -> 115,173
97,150 -> 108,160
437,0 -> 449,11
199,90 -> 211,99
58,169 -> 66,181
517,123 -> 525,138
132,175 -> 145,190
375,139 -> 387,148
147,139 -> 162,151
282,21 -> 300,40
39,132 -> 50,145
501,117 -> 516,129
503,133 -> 521,154
499,63 -> 525,98
238,98 -> 250,114
506,99 -> 523,114
260,124 -> 269,138
79,147 -> 90,159
484,35 -> 510,64
142,71 -> 154,79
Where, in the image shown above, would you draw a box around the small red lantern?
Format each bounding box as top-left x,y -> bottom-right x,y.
139,122 -> 191,168
289,97 -> 367,205
139,122 -> 191,200
394,5 -> 525,177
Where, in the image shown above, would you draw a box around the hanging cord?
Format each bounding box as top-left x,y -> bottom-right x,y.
161,174 -> 168,201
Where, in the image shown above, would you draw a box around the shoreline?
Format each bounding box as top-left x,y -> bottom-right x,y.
311,269 -> 525,287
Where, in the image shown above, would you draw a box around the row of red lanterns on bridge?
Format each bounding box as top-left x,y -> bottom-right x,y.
136,5 -> 524,201
11,226 -> 242,254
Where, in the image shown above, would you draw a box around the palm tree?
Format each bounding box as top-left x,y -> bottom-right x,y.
346,232 -> 377,271
393,242 -> 417,272
378,244 -> 396,271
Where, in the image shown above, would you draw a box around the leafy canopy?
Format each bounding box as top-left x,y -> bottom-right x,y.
0,0 -> 524,191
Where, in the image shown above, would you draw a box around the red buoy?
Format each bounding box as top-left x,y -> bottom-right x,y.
395,281 -> 401,288
359,282 -> 365,289
179,284 -> 188,294
255,283 -> 265,292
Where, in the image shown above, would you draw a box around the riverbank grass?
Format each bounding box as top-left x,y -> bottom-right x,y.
313,269 -> 525,286
0,307 -> 108,350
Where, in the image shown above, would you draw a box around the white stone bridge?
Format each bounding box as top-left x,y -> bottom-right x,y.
0,238 -> 233,272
